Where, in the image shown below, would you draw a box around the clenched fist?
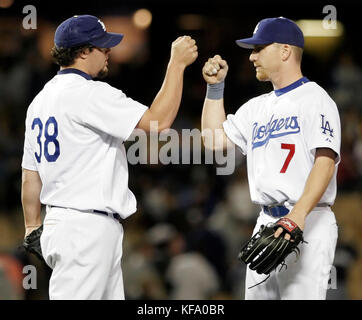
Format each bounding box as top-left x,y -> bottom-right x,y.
202,55 -> 228,84
170,36 -> 198,68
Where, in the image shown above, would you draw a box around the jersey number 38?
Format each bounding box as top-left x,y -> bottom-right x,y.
31,117 -> 60,163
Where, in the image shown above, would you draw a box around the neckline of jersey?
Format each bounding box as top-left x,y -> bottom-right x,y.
274,76 -> 309,97
57,68 -> 92,80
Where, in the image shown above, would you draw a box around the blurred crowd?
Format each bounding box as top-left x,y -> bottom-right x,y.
0,12 -> 361,300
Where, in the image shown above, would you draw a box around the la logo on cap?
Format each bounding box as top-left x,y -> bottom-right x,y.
98,19 -> 106,31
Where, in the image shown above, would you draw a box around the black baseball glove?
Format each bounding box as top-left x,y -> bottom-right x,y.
238,217 -> 304,275
23,225 -> 44,261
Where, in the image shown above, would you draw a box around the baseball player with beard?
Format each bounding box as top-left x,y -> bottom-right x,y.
201,17 -> 341,299
21,15 -> 197,299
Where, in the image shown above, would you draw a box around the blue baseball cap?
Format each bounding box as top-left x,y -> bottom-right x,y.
54,15 -> 124,48
236,17 -> 304,49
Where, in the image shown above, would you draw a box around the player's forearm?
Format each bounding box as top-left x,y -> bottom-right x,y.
146,61 -> 186,131
292,149 -> 336,218
21,169 -> 42,228
201,98 -> 228,150
201,55 -> 229,151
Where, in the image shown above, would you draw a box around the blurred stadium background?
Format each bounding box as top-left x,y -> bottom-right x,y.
0,0 -> 361,300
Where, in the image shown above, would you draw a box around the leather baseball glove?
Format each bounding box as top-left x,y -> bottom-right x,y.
238,217 -> 304,275
23,225 -> 44,261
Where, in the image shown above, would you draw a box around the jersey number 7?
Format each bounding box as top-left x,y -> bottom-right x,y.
280,143 -> 295,173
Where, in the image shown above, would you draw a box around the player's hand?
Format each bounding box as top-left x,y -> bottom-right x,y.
274,212 -> 305,241
170,36 -> 198,68
202,55 -> 229,84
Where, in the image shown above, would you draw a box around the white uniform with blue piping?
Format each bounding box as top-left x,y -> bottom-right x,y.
22,69 -> 148,299
223,78 -> 340,207
223,78 -> 341,299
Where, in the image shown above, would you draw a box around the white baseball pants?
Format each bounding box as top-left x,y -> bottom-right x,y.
40,206 -> 125,300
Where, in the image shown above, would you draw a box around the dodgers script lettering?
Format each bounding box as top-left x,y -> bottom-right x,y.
252,114 -> 300,149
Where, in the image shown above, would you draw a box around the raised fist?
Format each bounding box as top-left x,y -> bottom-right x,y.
202,55 -> 229,84
170,36 -> 198,68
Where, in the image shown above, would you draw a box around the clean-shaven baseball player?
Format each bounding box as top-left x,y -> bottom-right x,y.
201,17 -> 341,299
21,15 -> 198,299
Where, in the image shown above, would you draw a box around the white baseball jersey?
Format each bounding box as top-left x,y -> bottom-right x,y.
22,69 -> 148,218
223,78 -> 341,206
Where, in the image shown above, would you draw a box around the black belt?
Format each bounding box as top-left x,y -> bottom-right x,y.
48,206 -> 122,224
93,210 -> 122,224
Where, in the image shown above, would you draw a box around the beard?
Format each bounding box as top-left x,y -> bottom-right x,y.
96,66 -> 109,79
255,68 -> 269,82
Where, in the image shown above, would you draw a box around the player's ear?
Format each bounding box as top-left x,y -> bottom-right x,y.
280,44 -> 292,61
78,47 -> 92,60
